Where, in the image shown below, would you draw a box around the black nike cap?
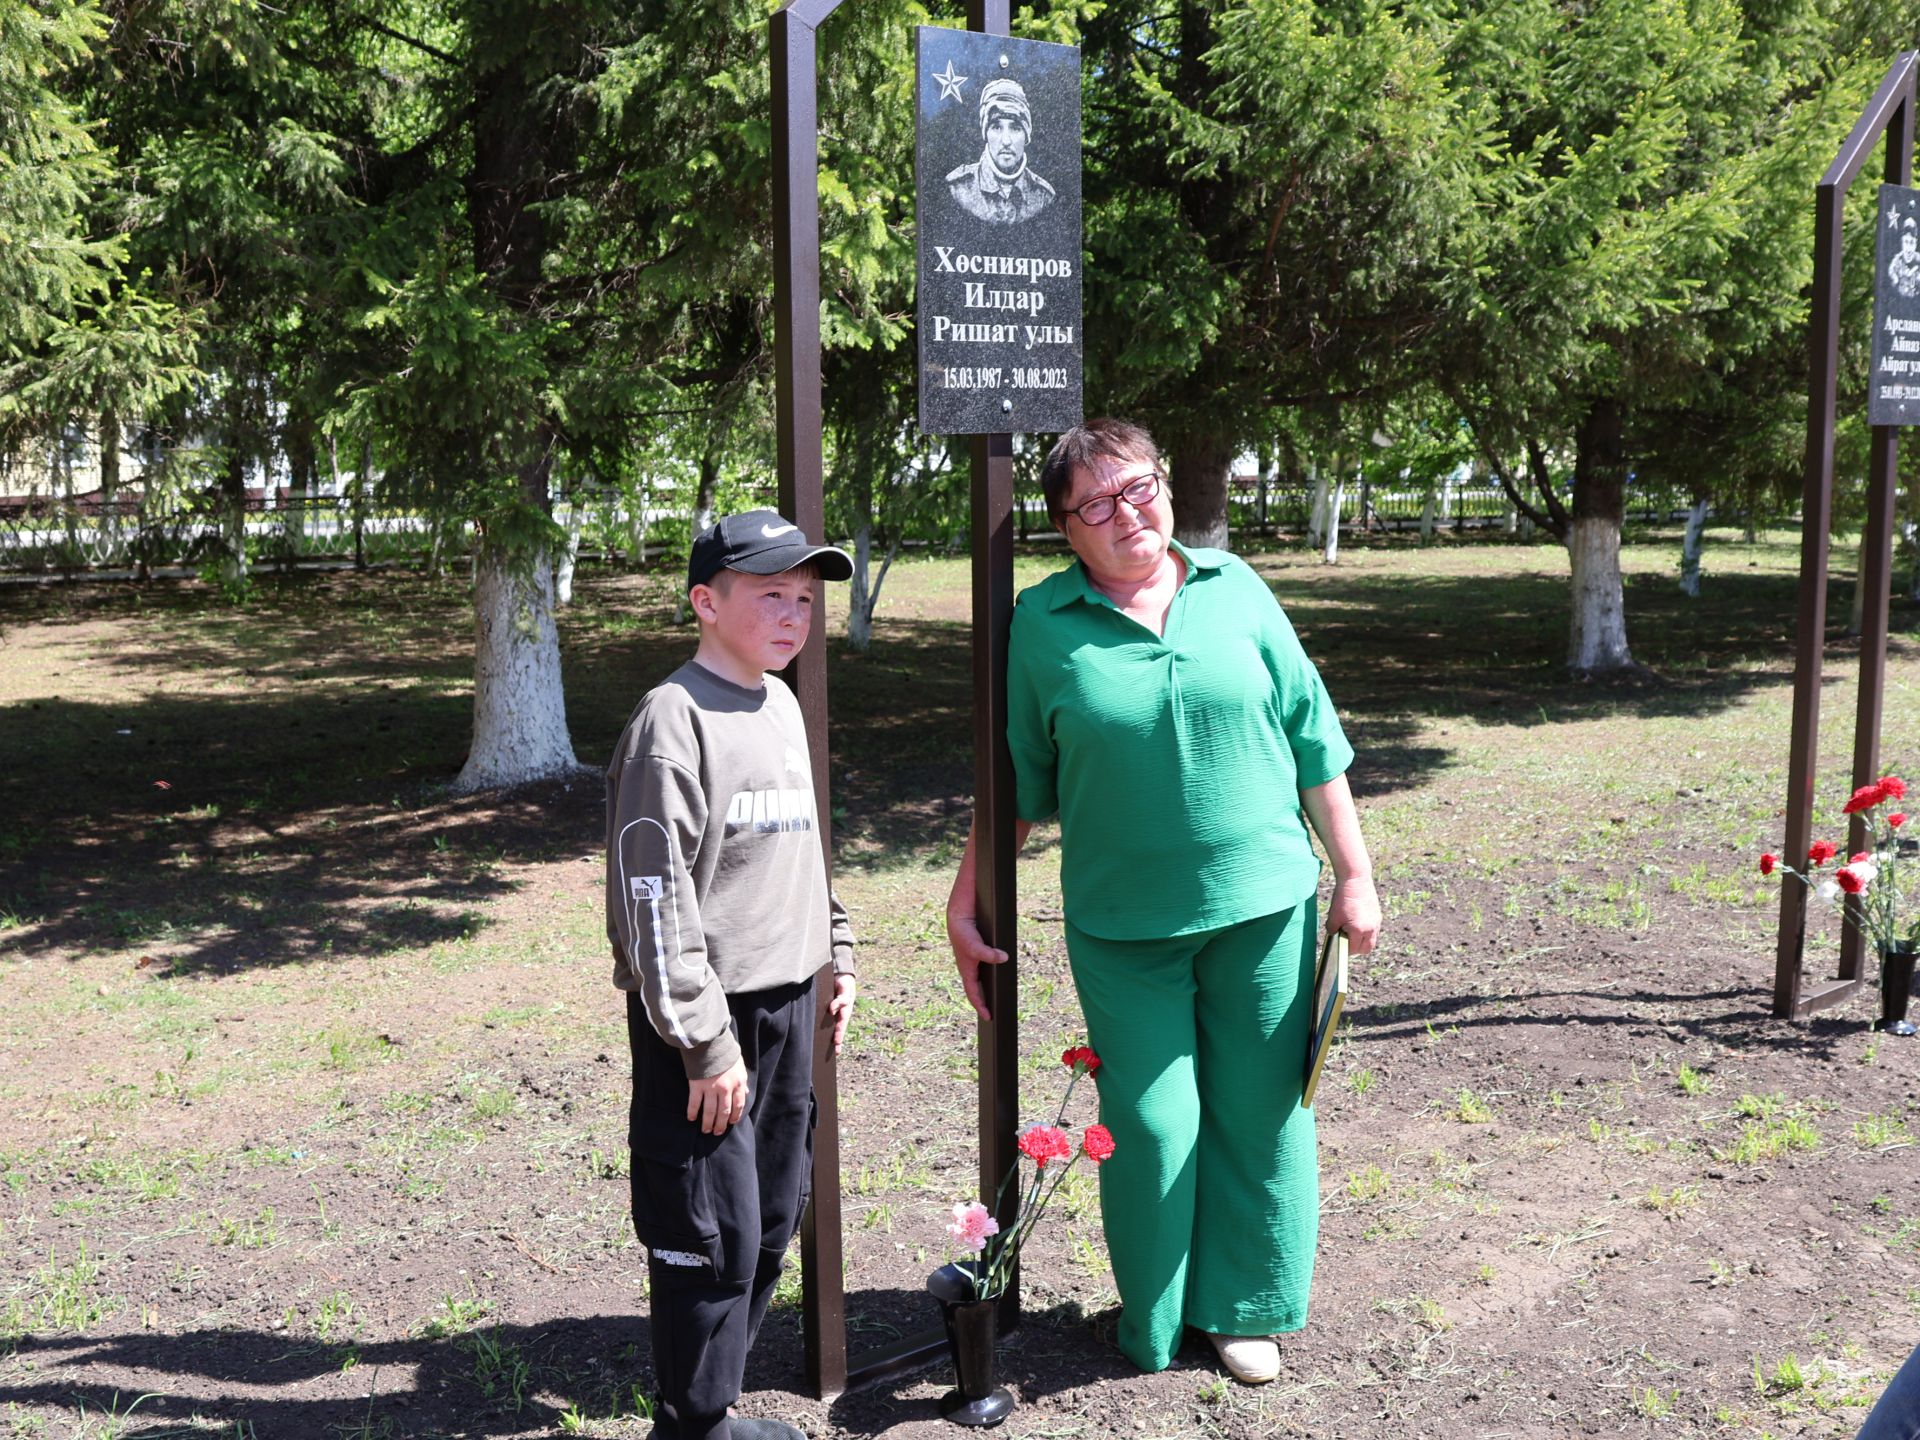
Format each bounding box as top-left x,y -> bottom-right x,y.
687,509 -> 854,591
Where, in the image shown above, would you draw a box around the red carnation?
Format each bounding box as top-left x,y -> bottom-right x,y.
1081,1124 -> 1115,1164
1836,865 -> 1868,896
1852,851 -> 1872,865
1843,783 -> 1886,815
1892,813 -> 1908,830
1759,853 -> 1777,876
1881,776 -> 1909,801
1061,1045 -> 1101,1076
1808,839 -> 1839,867
1018,1124 -> 1072,1167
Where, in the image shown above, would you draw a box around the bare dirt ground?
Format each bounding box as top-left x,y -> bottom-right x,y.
1,529 -> 1916,1440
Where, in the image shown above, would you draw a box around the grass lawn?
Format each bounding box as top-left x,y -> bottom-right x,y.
1,523 -> 1917,1439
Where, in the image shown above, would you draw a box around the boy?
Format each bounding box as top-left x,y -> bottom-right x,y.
607,510 -> 858,1440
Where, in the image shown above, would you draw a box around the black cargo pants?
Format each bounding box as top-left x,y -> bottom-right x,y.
626,979 -> 816,1440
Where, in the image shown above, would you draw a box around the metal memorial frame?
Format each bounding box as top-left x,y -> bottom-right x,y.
1774,51 -> 1919,1019
772,0 -> 1022,1397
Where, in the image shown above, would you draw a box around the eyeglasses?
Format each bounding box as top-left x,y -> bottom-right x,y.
1062,472 -> 1162,526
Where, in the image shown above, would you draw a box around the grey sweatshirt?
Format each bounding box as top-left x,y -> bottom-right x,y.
605,660 -> 855,1078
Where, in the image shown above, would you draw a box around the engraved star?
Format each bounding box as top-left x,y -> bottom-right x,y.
933,60 -> 968,103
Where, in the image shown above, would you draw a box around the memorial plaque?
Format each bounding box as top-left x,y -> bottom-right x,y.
1871,182 -> 1920,426
915,26 -> 1082,436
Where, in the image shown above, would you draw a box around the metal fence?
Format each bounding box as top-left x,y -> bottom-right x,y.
1010,477 -> 1698,540
0,493 -> 467,576
2,477 -> 1708,577
1220,478 -> 1697,534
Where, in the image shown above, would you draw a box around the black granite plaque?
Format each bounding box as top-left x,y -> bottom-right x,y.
915,26 -> 1082,436
1872,183 -> 1920,426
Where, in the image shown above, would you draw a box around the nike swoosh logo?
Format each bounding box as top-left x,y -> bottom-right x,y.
761,523 -> 798,538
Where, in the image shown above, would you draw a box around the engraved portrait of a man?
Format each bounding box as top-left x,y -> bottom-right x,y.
1892,218 -> 1920,300
947,77 -> 1055,226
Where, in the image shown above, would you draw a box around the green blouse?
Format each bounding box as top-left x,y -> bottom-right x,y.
1006,541 -> 1353,941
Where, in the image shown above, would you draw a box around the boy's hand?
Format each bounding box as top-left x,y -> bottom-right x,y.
828,974 -> 857,1055
687,1059 -> 750,1135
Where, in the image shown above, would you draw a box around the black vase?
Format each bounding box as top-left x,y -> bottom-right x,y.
1877,944 -> 1919,1036
927,1263 -> 1014,1427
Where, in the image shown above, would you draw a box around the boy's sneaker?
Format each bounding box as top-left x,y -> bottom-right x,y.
728,1419 -> 807,1440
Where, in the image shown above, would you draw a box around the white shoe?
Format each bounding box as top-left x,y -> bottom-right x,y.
1205,1331 -> 1279,1384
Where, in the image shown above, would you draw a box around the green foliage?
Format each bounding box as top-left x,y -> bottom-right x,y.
0,0 -> 117,353
3,0 -> 1915,676
1440,0 -> 1886,506
1084,0 -> 1489,468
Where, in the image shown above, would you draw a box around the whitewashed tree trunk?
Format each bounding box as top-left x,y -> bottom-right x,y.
1567,517 -> 1632,671
58,434 -> 79,569
672,455 -> 721,625
626,482 -> 649,565
1850,527 -> 1868,637
1679,498 -> 1710,597
1323,466 -> 1346,564
454,541 -> 581,793
222,470 -> 248,587
99,411 -> 121,558
1504,500 -> 1519,536
327,434 -> 341,559
555,493 -> 586,606
1438,472 -> 1454,525
1419,481 -> 1437,543
1306,464 -> 1328,549
847,523 -> 874,651
353,437 -> 370,571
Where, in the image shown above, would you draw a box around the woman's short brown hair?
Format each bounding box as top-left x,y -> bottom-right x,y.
1039,418 -> 1164,524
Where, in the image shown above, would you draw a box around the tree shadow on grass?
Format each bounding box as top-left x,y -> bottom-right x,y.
0,1316 -> 662,1437
1288,563 -> 1893,729
820,618 -> 1457,872
0,689 -> 603,975
824,1288 -> 1148,1436
1342,983 -> 1875,1063
3,1302 -> 1018,1438
0,558 -> 1883,976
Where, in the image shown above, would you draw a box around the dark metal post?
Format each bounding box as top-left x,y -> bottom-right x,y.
970,431 -> 1020,1323
1775,52 -> 1919,1019
776,0 -> 1030,1395
1774,180 -> 1842,1018
963,0 -> 1020,1335
1841,89 -> 1915,988
772,0 -> 849,1398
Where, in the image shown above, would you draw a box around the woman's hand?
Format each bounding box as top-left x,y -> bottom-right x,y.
945,816 -> 1032,1022
1301,773 -> 1381,957
1326,872 -> 1382,957
948,909 -> 1008,1022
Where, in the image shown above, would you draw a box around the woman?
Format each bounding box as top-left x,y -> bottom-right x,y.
945,418 -> 1380,1383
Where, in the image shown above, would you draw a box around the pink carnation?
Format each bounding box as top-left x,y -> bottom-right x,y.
946,1200 -> 1000,1254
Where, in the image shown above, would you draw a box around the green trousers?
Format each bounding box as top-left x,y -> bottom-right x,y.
1066,899 -> 1319,1373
